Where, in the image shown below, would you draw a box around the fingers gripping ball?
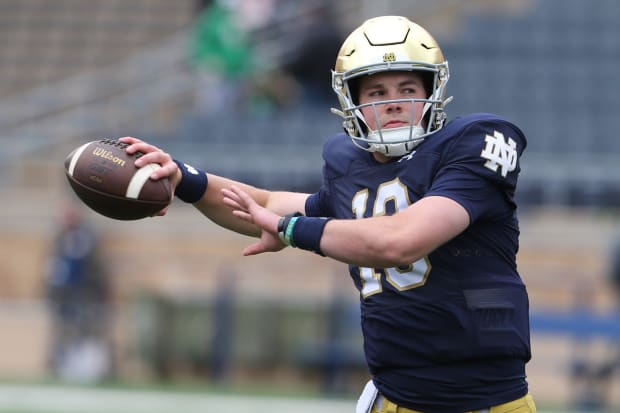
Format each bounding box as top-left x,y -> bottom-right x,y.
64,139 -> 171,220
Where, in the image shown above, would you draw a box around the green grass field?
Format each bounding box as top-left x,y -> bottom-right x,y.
0,383 -> 607,413
0,383 -> 355,413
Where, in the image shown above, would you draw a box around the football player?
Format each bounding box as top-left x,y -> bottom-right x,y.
122,15 -> 536,413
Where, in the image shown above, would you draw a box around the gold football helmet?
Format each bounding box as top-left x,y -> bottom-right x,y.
331,16 -> 451,156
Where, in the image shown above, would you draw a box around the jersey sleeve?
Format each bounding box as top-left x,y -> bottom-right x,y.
305,187 -> 331,217
305,133 -> 357,217
425,118 -> 527,223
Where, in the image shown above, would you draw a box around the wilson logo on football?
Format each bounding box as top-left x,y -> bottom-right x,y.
92,147 -> 126,167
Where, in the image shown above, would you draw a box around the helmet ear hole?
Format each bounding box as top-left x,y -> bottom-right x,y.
419,71 -> 434,98
344,77 -> 368,135
348,77 -> 361,106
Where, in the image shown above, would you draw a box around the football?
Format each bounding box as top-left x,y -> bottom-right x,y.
64,139 -> 171,220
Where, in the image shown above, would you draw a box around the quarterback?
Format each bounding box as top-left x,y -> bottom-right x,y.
122,16 -> 536,413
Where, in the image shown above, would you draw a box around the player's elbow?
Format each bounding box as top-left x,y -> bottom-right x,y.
372,236 -> 424,268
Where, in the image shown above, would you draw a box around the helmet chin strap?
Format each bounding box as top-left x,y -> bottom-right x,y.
368,125 -> 425,156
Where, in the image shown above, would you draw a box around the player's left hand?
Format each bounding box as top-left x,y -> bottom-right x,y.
222,185 -> 285,256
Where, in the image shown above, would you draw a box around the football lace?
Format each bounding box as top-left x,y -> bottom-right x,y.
98,138 -> 144,158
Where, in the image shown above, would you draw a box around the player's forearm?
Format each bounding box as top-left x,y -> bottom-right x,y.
320,216 -> 424,268
194,174 -> 309,237
193,174 -> 266,236
319,197 -> 470,268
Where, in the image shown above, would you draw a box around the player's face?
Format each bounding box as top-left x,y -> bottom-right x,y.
357,71 -> 427,132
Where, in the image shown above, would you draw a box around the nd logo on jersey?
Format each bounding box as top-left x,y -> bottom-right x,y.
480,131 -> 517,177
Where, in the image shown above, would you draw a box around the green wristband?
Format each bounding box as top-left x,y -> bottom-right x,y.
285,217 -> 299,247
277,212 -> 302,246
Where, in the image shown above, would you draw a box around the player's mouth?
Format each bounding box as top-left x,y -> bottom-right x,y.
383,120 -> 409,128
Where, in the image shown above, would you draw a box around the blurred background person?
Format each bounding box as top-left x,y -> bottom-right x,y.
279,3 -> 344,108
187,0 -> 260,115
45,203 -> 113,383
207,268 -> 237,384
610,235 -> 620,304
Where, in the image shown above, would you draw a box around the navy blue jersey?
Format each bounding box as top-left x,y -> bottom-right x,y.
305,113 -> 531,412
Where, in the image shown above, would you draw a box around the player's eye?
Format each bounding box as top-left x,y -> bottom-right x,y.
367,89 -> 385,98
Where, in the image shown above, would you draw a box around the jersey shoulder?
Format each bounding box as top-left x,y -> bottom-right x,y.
428,112 -> 528,171
428,112 -> 527,191
322,132 -> 369,177
439,112 -> 527,151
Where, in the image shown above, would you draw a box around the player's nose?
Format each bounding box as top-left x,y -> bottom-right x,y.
385,100 -> 403,113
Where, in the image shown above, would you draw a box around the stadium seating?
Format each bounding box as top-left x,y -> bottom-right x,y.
441,0 -> 620,206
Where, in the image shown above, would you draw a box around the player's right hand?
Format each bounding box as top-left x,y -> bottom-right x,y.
119,136 -> 182,216
119,136 -> 182,188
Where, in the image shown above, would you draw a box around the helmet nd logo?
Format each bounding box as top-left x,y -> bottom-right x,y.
383,52 -> 396,62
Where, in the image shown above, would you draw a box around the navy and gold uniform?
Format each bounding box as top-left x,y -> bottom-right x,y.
305,113 -> 530,412
118,13 -> 535,413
